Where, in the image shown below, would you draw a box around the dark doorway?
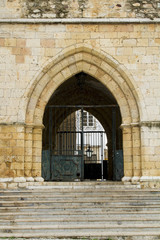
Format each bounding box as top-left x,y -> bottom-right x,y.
42,72 -> 123,181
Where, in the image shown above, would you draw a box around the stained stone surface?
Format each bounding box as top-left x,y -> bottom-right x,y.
1,0 -> 160,19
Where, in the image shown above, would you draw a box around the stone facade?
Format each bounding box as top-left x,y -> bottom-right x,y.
0,1 -> 160,188
1,0 -> 160,19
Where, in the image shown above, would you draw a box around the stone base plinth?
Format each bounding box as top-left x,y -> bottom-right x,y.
122,176 -> 160,189
0,177 -> 44,189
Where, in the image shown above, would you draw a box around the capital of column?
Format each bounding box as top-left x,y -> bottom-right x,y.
120,122 -> 140,129
25,123 -> 45,129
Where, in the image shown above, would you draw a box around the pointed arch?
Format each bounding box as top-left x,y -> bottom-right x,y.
25,43 -> 145,126
23,44 -> 145,180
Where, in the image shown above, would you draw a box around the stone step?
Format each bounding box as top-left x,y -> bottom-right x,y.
1,199 -> 160,207
1,211 -> 160,218
2,215 -> 160,221
30,181 -> 124,186
1,206 -> 160,213
1,223 -> 160,229
1,230 -> 160,238
27,181 -> 124,188
27,186 -> 140,191
1,182 -> 160,238
1,224 -> 160,234
27,181 -> 130,188
1,218 -> 160,226
0,188 -> 159,194
27,184 -> 140,190
1,195 -> 160,201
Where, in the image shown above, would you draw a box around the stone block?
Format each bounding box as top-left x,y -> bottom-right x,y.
141,147 -> 155,155
16,55 -> 25,64
131,176 -> 140,184
123,140 -> 132,148
8,183 -> 18,189
5,38 -> 16,47
33,140 -> 42,148
12,47 -> 21,55
16,39 -> 26,47
34,177 -> 44,182
137,39 -> 148,47
146,47 -> 159,55
26,39 -> 40,48
25,147 -> 32,156
140,176 -> 160,182
12,162 -> 24,170
16,170 -> 24,177
18,182 -> 28,188
40,39 -> 55,48
123,147 -> 132,156
0,183 -> 7,189
116,24 -> 134,32
0,39 -> 5,46
133,47 -> 146,55
24,170 -> 32,177
155,147 -> 160,155
32,149 -> 41,157
26,177 -> 34,182
0,178 -> 13,182
17,140 -> 25,147
122,39 -> 137,47
122,176 -> 131,182
13,177 -> 26,183
124,170 -> 133,177
25,156 -> 32,162
20,47 -> 31,56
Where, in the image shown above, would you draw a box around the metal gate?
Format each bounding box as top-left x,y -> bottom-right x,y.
42,105 -> 123,181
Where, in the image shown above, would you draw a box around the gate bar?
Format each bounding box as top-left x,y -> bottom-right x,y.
49,108 -> 53,180
101,132 -> 104,181
112,108 -> 116,181
57,131 -> 105,134
81,107 -> 84,180
47,105 -> 119,108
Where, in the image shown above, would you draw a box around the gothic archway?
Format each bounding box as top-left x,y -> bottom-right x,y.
25,44 -> 142,181
42,72 -> 122,181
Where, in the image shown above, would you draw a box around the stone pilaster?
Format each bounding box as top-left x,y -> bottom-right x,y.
0,123 -> 25,178
121,124 -> 133,181
32,125 -> 44,177
24,125 -> 33,177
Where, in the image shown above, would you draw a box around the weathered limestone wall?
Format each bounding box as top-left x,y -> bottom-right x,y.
0,21 -> 160,186
0,125 -> 25,178
141,123 -> 160,176
0,24 -> 160,123
1,0 -> 160,19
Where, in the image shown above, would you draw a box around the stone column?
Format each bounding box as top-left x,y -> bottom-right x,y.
24,125 -> 33,177
140,122 -> 160,188
121,123 -> 142,183
121,124 -> 133,182
0,124 -> 25,178
131,123 -> 141,182
32,125 -> 44,178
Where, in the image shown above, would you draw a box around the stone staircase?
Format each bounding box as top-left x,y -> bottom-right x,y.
0,181 -> 160,239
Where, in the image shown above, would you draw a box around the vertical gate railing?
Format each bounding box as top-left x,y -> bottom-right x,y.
42,105 -> 122,181
81,107 -> 84,179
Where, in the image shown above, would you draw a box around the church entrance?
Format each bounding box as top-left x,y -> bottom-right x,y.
42,73 -> 123,181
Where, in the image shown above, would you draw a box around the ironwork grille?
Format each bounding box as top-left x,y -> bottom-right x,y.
42,105 -> 123,181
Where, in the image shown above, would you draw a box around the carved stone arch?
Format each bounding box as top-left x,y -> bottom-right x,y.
24,43 -> 144,180
25,44 -> 144,125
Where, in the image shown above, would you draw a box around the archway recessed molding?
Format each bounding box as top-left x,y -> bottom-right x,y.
24,43 -> 144,126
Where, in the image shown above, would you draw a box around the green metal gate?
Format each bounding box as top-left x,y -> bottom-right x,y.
42,105 -> 123,181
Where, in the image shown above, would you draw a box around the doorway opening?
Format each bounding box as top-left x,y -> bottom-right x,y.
42,72 -> 123,181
